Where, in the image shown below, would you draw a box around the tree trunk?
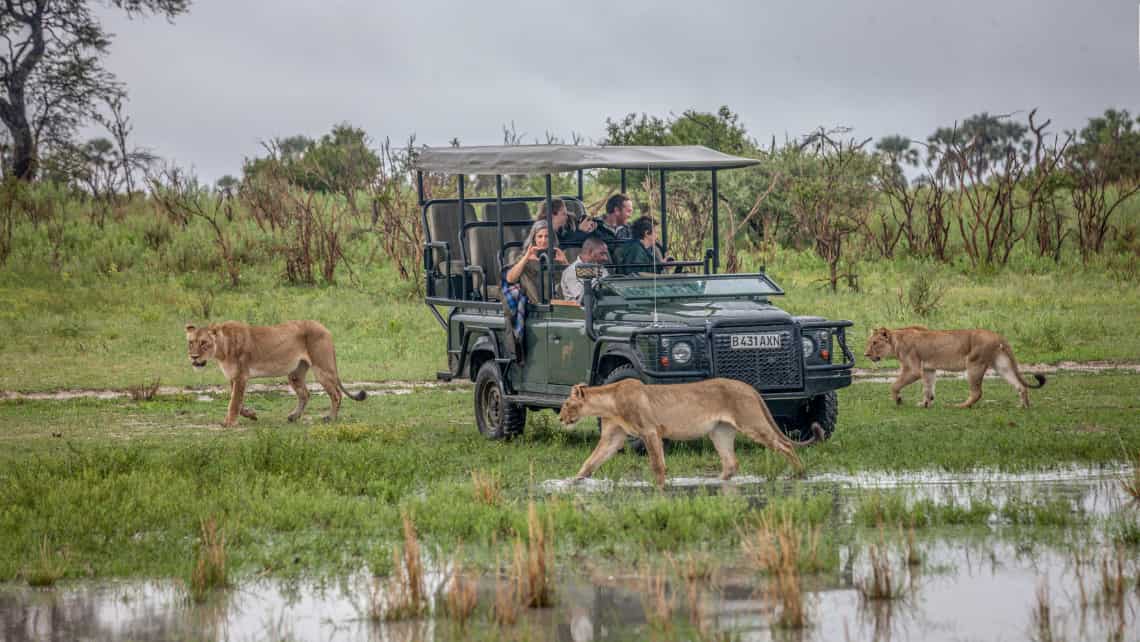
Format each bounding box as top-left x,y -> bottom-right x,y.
1,99 -> 37,181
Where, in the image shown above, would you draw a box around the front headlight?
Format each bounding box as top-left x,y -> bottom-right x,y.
670,341 -> 693,365
801,336 -> 814,359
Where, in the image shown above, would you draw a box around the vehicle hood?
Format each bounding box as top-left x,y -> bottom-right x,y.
596,298 -> 793,328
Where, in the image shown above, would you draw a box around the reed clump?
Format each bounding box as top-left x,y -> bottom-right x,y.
127,378 -> 161,401
189,517 -> 228,602
369,512 -> 427,621
25,536 -> 67,587
741,515 -> 808,629
643,567 -> 676,635
856,543 -> 906,601
443,546 -> 478,627
493,551 -> 521,627
471,469 -> 503,506
515,501 -> 554,608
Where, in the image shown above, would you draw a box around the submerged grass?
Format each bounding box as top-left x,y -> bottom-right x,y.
443,546 -> 478,626
24,535 -> 66,587
370,513 -> 428,621
741,515 -> 810,629
188,517 -> 228,603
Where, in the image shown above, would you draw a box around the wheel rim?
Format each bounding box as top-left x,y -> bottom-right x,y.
479,378 -> 502,433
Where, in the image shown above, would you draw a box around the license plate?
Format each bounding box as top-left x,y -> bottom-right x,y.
730,333 -> 781,350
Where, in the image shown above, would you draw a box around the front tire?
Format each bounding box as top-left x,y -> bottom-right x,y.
780,391 -> 838,446
474,361 -> 526,440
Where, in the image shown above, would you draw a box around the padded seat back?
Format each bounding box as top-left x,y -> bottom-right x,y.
467,222 -> 531,300
425,202 -> 476,274
482,202 -> 532,223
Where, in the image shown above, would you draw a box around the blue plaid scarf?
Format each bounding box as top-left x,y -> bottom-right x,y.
502,276 -> 527,363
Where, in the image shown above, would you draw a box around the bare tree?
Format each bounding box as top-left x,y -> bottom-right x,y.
723,172 -> 782,273
1020,110 -> 1072,262
149,166 -> 241,287
1066,110 -> 1140,260
371,136 -> 424,285
92,95 -> 154,196
870,135 -> 920,258
928,115 -> 1032,267
0,0 -> 189,179
787,128 -> 877,292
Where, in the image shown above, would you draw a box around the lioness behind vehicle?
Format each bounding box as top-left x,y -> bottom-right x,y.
559,378 -> 805,489
185,320 -> 366,426
863,326 -> 1045,409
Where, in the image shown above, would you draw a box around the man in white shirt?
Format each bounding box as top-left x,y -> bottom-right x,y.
561,236 -> 611,303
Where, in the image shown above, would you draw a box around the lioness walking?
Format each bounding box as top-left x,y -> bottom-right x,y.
863,326 -> 1045,409
185,320 -> 366,426
559,378 -> 804,489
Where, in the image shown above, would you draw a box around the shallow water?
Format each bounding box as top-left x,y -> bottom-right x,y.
2,470 -> 1137,641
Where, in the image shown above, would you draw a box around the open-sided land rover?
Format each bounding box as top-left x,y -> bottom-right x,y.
416,145 -> 855,443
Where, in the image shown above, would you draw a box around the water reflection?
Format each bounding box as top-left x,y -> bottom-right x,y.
2,472 -> 1137,641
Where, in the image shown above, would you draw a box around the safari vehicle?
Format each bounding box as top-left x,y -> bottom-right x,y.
416,145 -> 855,444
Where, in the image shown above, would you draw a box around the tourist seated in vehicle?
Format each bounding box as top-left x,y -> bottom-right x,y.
504,219 -> 568,302
560,235 -> 611,303
592,193 -> 633,245
615,216 -> 675,275
537,198 -> 597,245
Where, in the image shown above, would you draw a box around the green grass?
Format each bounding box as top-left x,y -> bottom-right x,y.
0,197 -> 1138,391
0,372 -> 1135,581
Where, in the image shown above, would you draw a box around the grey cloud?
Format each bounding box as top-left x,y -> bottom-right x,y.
90,0 -> 1139,182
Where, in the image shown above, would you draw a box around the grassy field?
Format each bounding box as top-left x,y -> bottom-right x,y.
0,372 -> 1136,582
1,246 -> 1138,392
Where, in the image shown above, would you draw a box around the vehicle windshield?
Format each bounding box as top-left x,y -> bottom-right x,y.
597,274 -> 782,299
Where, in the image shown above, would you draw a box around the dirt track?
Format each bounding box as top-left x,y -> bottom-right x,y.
1,361 -> 1137,402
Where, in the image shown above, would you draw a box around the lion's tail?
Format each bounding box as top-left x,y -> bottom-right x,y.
1000,343 -> 1046,389
339,381 -> 367,401
738,387 -> 805,473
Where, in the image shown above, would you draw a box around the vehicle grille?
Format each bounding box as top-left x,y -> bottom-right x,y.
712,326 -> 803,391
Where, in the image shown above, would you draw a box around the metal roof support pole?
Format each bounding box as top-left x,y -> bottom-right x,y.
495,175 -> 504,251
620,169 -> 627,193
416,171 -> 425,205
458,174 -> 467,299
659,169 -> 668,255
544,174 -> 554,303
711,169 -> 720,274
577,170 -> 584,201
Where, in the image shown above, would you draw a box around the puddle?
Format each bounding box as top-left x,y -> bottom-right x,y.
2,470 -> 1136,641
543,465 -> 1134,516
2,538 -> 1136,641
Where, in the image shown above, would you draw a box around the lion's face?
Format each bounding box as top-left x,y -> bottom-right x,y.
863,328 -> 894,363
559,384 -> 588,426
185,324 -> 217,369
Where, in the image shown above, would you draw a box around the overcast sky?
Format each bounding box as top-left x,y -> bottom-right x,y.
93,0 -> 1140,182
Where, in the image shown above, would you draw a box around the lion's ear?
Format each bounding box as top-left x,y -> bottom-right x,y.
875,327 -> 889,336
570,384 -> 586,399
185,324 -> 196,336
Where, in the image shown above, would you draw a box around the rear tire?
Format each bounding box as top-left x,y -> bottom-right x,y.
779,391 -> 837,446
474,361 -> 526,440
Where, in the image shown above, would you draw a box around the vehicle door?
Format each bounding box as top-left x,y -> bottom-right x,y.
546,301 -> 593,393
517,306 -> 548,391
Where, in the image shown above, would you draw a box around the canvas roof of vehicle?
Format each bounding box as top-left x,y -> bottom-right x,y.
415,145 -> 761,175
